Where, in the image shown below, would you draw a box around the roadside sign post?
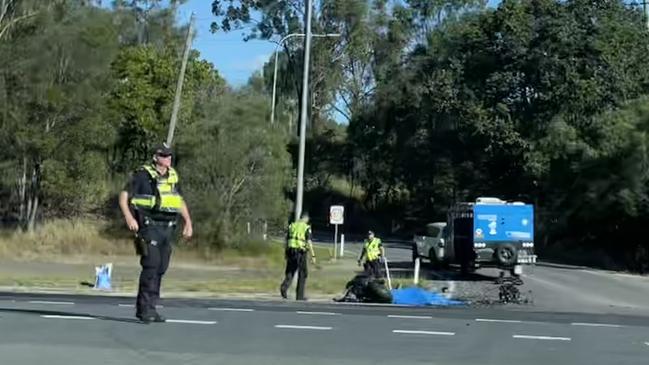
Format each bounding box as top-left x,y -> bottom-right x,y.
329,205 -> 344,261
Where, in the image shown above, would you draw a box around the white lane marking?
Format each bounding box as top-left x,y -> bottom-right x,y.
476,318 -> 523,323
393,330 -> 455,336
166,319 -> 217,325
296,311 -> 340,316
29,301 -> 74,305
513,335 -> 571,341
571,322 -> 622,328
274,325 -> 332,331
387,315 -> 433,319
208,307 -> 255,312
644,342 -> 649,347
41,315 -> 94,320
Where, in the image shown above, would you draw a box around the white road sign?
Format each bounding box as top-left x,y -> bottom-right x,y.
330,205 -> 344,225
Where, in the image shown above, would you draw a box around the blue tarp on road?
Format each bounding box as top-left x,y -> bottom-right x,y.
391,287 -> 464,306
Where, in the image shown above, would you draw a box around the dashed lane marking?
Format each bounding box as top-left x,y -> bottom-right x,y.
513,335 -> 571,341
274,325 -> 332,331
166,319 -> 217,325
208,307 -> 255,312
41,315 -> 94,320
571,322 -> 622,328
393,330 -> 455,336
476,318 -> 523,323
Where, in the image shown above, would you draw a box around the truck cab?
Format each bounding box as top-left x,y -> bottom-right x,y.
446,197 -> 536,275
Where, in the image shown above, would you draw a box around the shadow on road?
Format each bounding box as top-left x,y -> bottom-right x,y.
0,307 -> 143,324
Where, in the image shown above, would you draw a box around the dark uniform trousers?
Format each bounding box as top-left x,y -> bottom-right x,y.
136,222 -> 175,317
281,248 -> 308,300
364,259 -> 382,278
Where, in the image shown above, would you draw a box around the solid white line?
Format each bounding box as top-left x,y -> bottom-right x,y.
118,304 -> 135,307
274,325 -> 332,330
476,318 -> 523,323
387,315 -> 433,319
571,322 -> 622,328
296,311 -> 340,316
208,307 -> 255,312
29,301 -> 74,305
644,342 -> 649,347
166,319 -> 217,325
513,335 -> 571,341
41,315 -> 94,320
393,330 -> 455,336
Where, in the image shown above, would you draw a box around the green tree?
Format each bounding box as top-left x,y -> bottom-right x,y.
178,91 -> 291,248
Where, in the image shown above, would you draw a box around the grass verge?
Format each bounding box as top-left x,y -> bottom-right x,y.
0,219 -> 358,297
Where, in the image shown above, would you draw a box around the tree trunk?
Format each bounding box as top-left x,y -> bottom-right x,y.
18,155 -> 27,222
27,194 -> 38,233
26,164 -> 39,233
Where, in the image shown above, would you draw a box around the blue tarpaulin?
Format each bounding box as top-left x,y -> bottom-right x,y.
391,287 -> 464,306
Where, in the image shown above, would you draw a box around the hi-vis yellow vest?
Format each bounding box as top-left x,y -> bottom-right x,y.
288,221 -> 310,250
130,165 -> 183,214
364,237 -> 382,261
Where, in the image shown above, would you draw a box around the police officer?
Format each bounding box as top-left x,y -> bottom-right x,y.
118,143 -> 193,323
358,230 -> 385,278
280,213 -> 316,300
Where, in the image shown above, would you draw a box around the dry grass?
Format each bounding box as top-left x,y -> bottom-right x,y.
0,219 -> 134,261
0,219 -> 353,297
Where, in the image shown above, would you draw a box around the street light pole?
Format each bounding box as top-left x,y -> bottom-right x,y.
167,13 -> 195,146
295,0 -> 313,221
270,32 -> 340,125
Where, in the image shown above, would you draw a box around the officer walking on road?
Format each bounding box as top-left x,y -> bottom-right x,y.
280,213 -> 316,301
118,143 -> 193,323
358,230 -> 385,278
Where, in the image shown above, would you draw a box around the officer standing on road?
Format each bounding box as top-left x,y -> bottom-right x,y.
280,213 -> 316,300
118,143 -> 193,323
358,230 -> 385,278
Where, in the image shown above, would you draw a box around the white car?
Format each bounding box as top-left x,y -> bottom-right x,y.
412,222 -> 447,266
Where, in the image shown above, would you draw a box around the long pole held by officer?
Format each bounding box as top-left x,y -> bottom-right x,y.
280,213 -> 317,300
118,143 -> 193,323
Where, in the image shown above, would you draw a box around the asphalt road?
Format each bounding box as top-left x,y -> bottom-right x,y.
0,293 -> 648,365
333,241 -> 649,316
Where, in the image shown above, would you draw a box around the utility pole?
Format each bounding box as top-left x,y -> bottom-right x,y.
166,13 -> 195,146
294,0 -> 313,220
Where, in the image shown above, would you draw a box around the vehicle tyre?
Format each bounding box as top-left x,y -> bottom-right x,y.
495,244 -> 518,266
429,248 -> 440,269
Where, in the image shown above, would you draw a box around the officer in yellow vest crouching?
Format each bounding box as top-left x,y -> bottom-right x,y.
358,230 -> 385,278
119,143 -> 193,323
280,213 -> 316,300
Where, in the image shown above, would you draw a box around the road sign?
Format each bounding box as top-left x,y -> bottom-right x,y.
330,205 -> 344,225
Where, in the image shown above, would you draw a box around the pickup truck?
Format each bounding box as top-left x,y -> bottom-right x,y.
413,197 -> 537,275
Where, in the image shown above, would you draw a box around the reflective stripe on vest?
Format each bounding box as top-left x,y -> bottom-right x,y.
131,165 -> 183,213
288,221 -> 309,250
364,237 -> 382,261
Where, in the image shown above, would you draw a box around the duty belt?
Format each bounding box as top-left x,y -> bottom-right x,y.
144,218 -> 177,227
